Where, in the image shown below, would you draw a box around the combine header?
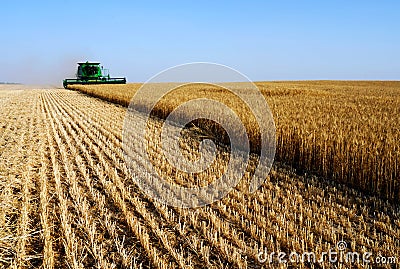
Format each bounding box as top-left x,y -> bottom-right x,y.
63,61 -> 126,88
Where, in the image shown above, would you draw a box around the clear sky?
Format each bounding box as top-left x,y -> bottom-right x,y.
1,0 -> 399,84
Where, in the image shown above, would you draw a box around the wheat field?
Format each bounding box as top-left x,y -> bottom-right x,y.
0,83 -> 399,268
71,81 -> 400,202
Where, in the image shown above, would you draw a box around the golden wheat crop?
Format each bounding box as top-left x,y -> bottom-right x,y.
0,84 -> 399,268
70,81 -> 400,202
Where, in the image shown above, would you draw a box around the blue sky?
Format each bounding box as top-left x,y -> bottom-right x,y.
1,0 -> 399,84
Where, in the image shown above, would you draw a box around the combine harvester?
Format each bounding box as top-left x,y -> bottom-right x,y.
63,61 -> 126,88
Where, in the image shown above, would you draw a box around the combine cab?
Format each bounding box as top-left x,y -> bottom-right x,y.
63,61 -> 126,88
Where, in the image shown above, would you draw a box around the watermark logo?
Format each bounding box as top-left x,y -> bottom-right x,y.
336,240 -> 347,252
257,241 -> 398,266
122,63 -> 276,208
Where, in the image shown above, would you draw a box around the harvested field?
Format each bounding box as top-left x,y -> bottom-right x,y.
0,84 -> 399,268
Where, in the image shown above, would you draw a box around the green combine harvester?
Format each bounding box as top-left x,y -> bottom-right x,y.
63,61 -> 126,88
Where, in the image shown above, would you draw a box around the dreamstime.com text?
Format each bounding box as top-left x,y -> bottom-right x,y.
257,241 -> 397,266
